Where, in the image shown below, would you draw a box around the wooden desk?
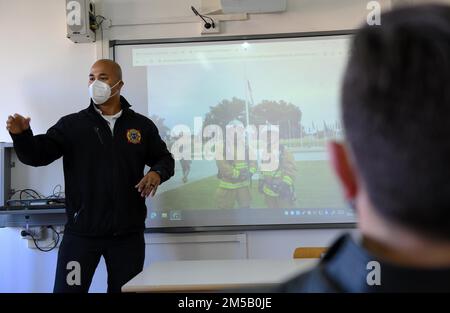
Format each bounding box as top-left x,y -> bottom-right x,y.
122,259 -> 317,292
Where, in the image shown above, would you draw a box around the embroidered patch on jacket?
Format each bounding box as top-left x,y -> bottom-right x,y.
126,129 -> 142,144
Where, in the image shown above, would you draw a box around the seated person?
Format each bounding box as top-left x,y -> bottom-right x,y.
276,4 -> 450,292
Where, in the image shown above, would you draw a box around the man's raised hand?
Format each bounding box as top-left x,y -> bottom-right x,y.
6,114 -> 31,134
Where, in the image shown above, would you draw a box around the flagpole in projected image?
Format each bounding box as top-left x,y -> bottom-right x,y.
242,42 -> 255,186
243,46 -> 252,130
246,79 -> 254,128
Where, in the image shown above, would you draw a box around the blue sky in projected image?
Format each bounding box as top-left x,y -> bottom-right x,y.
146,54 -> 346,133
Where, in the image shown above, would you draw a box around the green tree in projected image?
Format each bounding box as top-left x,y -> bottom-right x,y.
150,114 -> 171,141
203,97 -> 303,142
204,97 -> 248,128
251,100 -> 302,140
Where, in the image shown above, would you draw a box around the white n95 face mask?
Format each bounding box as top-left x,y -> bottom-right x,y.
89,80 -> 121,105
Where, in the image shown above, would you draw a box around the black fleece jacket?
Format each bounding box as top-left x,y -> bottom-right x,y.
10,96 -> 174,236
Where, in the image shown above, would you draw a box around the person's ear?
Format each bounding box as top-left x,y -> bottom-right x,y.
111,80 -> 123,94
327,141 -> 358,200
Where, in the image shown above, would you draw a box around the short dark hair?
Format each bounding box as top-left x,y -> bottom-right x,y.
342,4 -> 450,239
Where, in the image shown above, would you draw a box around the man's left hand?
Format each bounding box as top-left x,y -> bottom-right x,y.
135,171 -> 161,198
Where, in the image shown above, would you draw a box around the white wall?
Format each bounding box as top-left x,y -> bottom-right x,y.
103,0 -> 391,41
0,0 -> 99,293
0,1 -> 96,142
0,0 -> 388,293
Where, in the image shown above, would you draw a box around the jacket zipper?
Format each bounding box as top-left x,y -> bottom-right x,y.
94,127 -> 104,145
73,209 -> 83,224
111,114 -> 124,236
92,108 -> 125,236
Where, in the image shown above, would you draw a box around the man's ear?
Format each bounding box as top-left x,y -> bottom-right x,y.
327,141 -> 358,200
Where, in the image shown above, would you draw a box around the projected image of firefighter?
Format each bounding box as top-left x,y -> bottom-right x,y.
259,126 -> 297,209
215,120 -> 257,209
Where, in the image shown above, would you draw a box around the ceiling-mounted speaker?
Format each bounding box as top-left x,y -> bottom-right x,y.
66,0 -> 96,43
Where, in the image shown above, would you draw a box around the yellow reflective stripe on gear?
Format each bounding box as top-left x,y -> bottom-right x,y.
263,185 -> 278,197
219,180 -> 250,189
262,171 -> 281,178
232,168 -> 240,178
234,162 -> 248,169
249,167 -> 257,174
282,175 -> 294,185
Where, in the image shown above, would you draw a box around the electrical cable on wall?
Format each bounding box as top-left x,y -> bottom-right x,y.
7,185 -> 65,251
8,184 -> 65,201
21,226 -> 61,252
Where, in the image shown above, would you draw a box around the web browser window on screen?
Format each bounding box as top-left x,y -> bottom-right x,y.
114,34 -> 356,230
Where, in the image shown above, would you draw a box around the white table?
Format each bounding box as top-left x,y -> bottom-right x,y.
122,258 -> 317,292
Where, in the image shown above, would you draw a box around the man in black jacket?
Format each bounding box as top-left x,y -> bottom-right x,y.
275,5 -> 450,292
6,59 -> 175,292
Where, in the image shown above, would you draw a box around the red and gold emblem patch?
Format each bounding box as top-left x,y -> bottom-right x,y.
126,129 -> 142,144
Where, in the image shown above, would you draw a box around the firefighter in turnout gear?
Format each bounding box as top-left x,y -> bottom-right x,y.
259,144 -> 297,209
216,159 -> 257,209
215,120 -> 257,209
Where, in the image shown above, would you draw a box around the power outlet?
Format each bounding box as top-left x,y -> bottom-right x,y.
26,227 -> 61,250
21,226 -> 43,240
200,21 -> 220,35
